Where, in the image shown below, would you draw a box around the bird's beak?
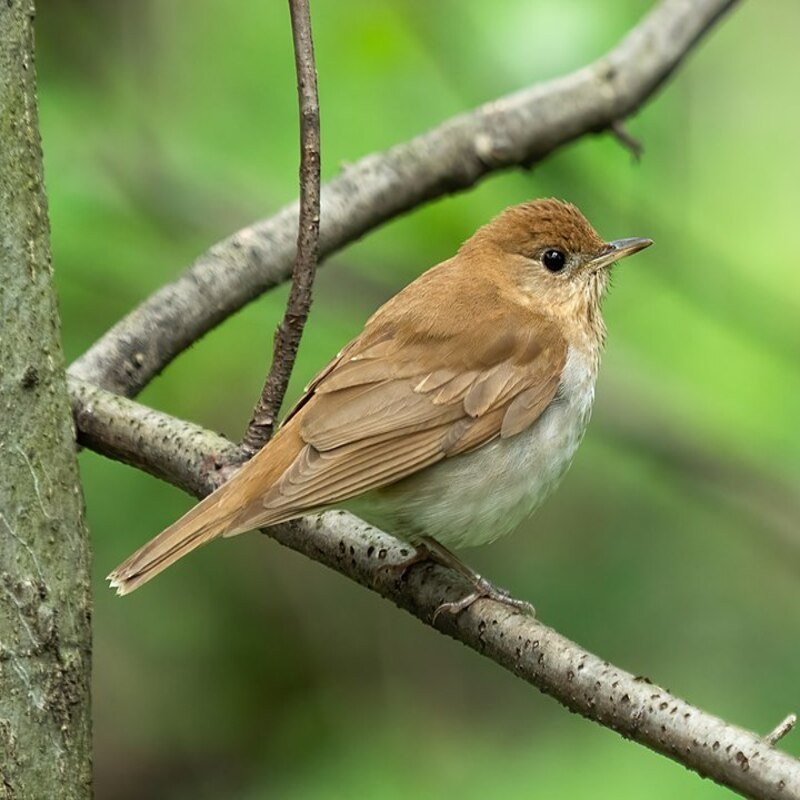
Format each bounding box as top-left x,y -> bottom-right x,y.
590,237 -> 653,271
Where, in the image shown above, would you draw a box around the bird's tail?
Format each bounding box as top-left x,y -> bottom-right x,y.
107,484 -> 242,596
108,423 -> 306,595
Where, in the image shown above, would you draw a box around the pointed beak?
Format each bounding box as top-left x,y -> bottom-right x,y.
590,237 -> 653,271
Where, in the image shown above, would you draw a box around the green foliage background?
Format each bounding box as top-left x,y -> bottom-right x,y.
35,0 -> 800,797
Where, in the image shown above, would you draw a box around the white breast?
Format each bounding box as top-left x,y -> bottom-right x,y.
351,346 -> 598,549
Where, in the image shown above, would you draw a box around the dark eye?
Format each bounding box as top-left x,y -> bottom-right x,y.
542,248 -> 566,272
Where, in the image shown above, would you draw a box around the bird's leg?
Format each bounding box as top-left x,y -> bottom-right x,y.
379,540 -> 433,580
379,537 -> 535,620
417,537 -> 536,622
380,538 -> 482,584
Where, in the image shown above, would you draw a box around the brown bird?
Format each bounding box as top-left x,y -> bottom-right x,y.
109,199 -> 651,612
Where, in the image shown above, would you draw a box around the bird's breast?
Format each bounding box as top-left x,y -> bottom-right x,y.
352,346 -> 598,549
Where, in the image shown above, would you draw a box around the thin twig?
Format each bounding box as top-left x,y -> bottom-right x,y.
242,0 -> 321,456
69,377 -> 800,800
610,120 -> 644,161
766,714 -> 797,746
69,0 -> 739,399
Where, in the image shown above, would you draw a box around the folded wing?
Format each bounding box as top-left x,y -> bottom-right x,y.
227,298 -> 567,532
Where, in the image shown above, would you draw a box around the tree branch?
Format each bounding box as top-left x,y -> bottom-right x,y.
69,0 -> 738,398
69,377 -> 799,800
242,0 -> 321,455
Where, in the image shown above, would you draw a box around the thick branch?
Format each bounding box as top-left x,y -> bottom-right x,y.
69,0 -> 738,398
69,377 -> 799,800
242,0 -> 321,454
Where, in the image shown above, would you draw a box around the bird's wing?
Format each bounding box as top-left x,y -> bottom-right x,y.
227,300 -> 567,533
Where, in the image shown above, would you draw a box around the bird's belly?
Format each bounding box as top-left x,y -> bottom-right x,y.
349,370 -> 595,549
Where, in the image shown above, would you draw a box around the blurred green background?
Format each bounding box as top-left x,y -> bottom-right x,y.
34,0 -> 800,797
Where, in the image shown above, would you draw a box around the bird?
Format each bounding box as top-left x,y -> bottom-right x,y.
108,198 -> 651,613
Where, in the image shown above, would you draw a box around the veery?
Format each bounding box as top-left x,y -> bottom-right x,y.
109,199 -> 651,613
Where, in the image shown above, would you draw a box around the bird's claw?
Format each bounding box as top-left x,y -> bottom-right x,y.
432,577 -> 535,623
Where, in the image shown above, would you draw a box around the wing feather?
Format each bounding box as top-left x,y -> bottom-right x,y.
263,425 -> 448,511
301,380 -> 465,450
501,375 -> 562,438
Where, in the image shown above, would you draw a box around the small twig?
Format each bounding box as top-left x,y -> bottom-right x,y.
610,120 -> 644,161
242,0 -> 321,456
766,713 -> 797,746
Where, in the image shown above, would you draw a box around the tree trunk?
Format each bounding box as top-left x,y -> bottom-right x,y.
0,2 -> 92,797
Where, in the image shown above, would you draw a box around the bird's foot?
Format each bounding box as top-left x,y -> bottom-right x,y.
432,576 -> 535,623
407,536 -> 534,622
378,536 -> 534,621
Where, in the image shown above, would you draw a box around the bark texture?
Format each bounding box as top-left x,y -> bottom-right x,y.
0,3 -> 92,797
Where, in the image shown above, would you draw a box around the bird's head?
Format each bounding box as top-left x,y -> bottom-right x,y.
463,198 -> 652,340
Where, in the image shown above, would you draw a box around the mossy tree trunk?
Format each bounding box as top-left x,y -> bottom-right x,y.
0,2 -> 92,797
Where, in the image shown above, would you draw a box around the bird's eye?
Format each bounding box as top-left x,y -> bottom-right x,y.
542,248 -> 567,273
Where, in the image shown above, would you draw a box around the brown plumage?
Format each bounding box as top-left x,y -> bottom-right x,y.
109,199 -> 651,595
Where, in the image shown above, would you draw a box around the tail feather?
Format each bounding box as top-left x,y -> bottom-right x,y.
107,490 -> 240,596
